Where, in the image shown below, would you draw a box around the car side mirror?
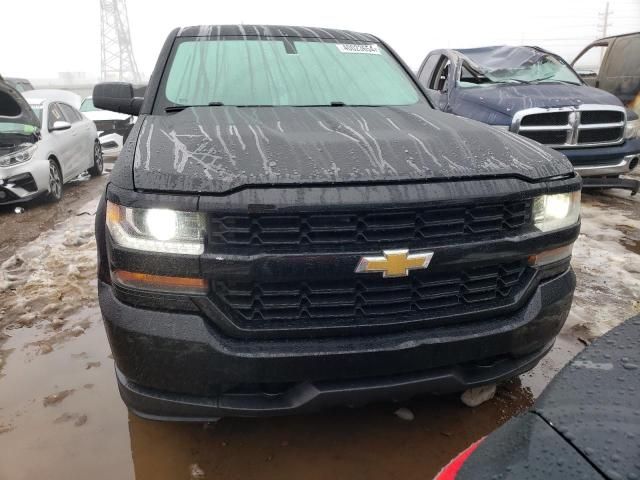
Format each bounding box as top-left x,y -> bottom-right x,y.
50,120 -> 71,132
93,82 -> 143,116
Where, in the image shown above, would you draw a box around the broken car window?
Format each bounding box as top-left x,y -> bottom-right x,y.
457,46 -> 582,87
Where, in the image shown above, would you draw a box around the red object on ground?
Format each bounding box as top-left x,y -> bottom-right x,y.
433,437 -> 485,480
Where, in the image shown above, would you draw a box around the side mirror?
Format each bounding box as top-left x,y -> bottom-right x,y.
50,120 -> 71,131
93,82 -> 143,116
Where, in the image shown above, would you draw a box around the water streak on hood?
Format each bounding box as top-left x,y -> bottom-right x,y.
133,105 -> 572,193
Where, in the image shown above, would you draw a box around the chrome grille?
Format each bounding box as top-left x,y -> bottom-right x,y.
512,105 -> 626,148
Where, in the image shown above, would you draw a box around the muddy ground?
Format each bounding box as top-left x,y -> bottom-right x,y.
0,169 -> 638,480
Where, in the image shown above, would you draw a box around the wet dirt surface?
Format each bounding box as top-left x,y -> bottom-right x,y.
0,181 -> 638,480
0,172 -> 109,264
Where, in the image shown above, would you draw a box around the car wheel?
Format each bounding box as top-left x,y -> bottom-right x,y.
47,160 -> 63,202
88,141 -> 104,177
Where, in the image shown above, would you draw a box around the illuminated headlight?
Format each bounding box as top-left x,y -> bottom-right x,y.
0,144 -> 37,167
106,201 -> 206,255
624,118 -> 640,139
533,191 -> 581,232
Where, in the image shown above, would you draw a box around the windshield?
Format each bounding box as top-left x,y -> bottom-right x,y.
458,47 -> 582,87
28,103 -> 43,121
80,98 -> 99,112
161,38 -> 422,108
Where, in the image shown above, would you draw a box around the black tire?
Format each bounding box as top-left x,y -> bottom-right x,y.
88,141 -> 104,177
47,159 -> 63,202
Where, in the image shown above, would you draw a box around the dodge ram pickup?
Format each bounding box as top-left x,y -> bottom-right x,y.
94,25 -> 581,420
418,45 -> 640,193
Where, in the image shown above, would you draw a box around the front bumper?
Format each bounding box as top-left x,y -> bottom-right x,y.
100,267 -> 575,420
98,133 -> 123,158
561,137 -> 640,177
0,158 -> 49,204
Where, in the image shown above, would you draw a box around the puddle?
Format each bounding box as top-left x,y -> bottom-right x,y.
0,309 -> 542,480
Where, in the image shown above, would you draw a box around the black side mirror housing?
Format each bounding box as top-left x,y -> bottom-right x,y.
93,82 -> 143,116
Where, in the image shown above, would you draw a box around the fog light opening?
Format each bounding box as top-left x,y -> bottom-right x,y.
629,156 -> 639,171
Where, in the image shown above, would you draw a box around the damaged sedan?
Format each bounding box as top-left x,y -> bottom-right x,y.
94,25 -> 581,420
418,45 -> 640,193
0,81 -> 103,204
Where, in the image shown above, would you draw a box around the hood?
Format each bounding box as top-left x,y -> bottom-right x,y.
82,110 -> 130,121
0,79 -> 40,128
133,105 -> 572,193
454,83 -> 623,119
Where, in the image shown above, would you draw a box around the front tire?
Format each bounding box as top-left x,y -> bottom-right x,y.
88,141 -> 104,177
47,160 -> 63,202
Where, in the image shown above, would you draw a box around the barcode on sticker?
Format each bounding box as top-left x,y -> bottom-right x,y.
336,44 -> 380,55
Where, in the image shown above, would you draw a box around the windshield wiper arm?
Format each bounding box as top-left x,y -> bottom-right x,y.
164,105 -> 189,113
208,101 -> 224,106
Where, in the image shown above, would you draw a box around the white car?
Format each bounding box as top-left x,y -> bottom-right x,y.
0,83 -> 102,204
80,96 -> 134,158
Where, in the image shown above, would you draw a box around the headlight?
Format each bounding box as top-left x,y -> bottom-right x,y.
625,118 -> 640,139
0,144 -> 36,167
533,191 -> 580,232
106,201 -> 206,255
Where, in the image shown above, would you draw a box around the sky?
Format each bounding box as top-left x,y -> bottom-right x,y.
1,0 -> 639,81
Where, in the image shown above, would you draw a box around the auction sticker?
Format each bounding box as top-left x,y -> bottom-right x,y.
336,43 -> 380,55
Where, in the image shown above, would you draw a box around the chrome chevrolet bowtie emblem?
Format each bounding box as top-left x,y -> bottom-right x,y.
355,249 -> 434,278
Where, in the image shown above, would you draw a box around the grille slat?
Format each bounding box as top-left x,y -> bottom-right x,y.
209,200 -> 532,252
212,261 -> 531,328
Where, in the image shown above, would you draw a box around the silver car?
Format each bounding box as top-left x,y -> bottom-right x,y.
0,83 -> 102,204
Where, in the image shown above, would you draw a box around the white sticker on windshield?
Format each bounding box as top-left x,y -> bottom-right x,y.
336,44 -> 380,55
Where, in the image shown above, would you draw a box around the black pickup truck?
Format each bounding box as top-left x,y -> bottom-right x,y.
93,25 -> 581,420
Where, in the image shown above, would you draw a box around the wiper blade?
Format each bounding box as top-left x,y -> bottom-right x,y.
164,105 -> 189,113
165,102 -> 225,113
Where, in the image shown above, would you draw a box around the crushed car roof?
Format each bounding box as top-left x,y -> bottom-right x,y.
176,24 -> 378,41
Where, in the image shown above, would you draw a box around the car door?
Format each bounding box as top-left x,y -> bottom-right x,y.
67,103 -> 96,170
571,41 -> 610,88
59,103 -> 90,176
47,102 -> 77,182
597,35 -> 640,108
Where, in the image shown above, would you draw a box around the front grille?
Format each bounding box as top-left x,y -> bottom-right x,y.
578,128 -> 624,144
513,107 -> 626,148
520,130 -> 568,145
208,199 -> 532,253
520,112 -> 569,126
581,110 -> 624,124
211,261 -> 532,331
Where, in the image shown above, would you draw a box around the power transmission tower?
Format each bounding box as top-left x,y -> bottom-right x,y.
597,1 -> 612,38
100,0 -> 142,83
